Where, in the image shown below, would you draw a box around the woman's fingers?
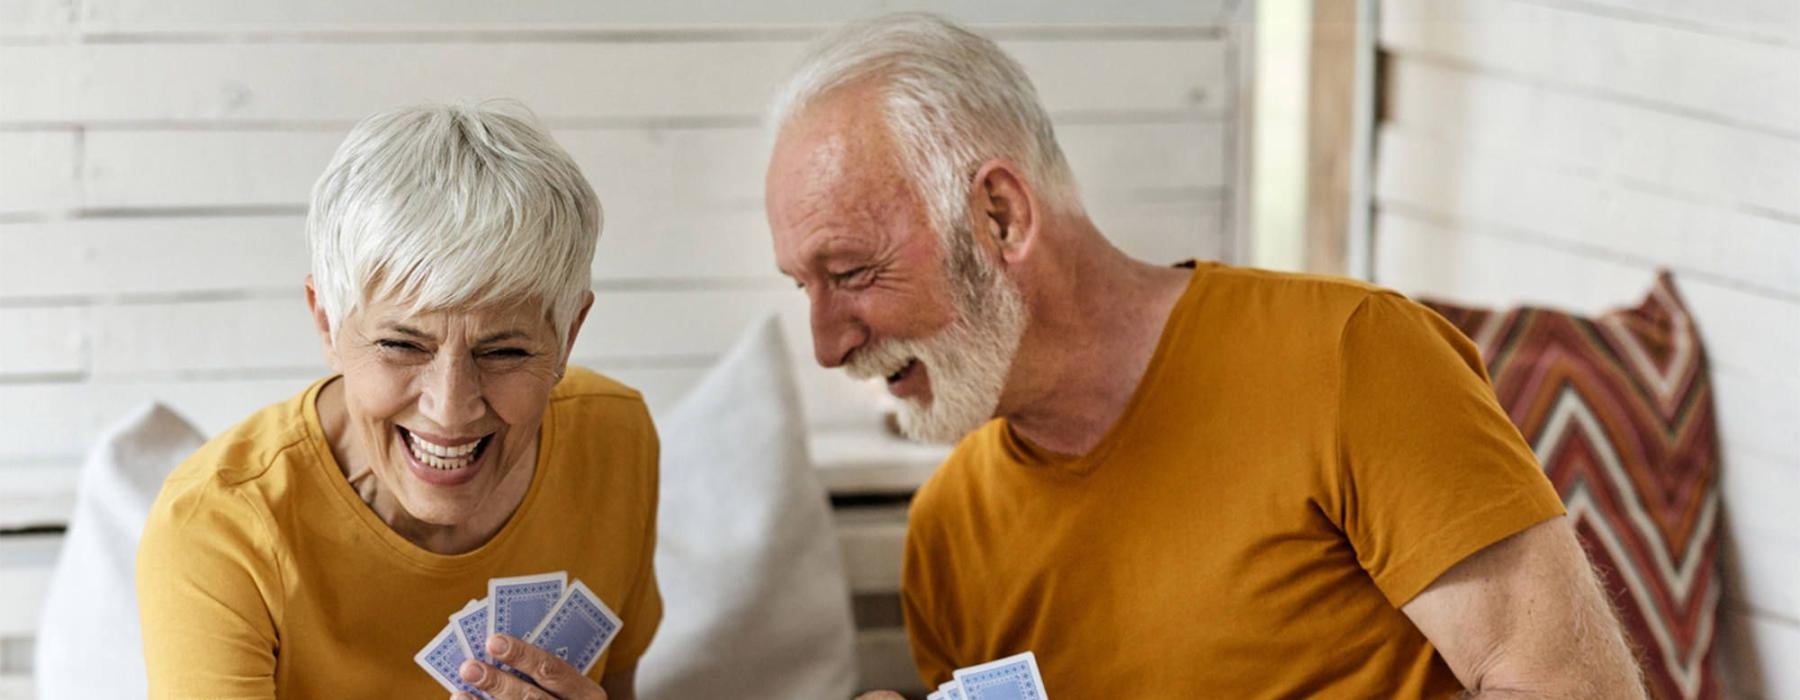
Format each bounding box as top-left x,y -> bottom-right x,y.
480,633 -> 607,700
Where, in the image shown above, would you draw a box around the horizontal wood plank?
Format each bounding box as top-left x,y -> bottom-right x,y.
0,131 -> 78,214
0,533 -> 60,637
1538,0 -> 1800,48
0,307 -> 87,378
1381,57 -> 1800,223
74,0 -> 1232,32
1719,450 -> 1800,623
1380,0 -> 1800,136
1374,125 -> 1800,299
0,39 -> 1226,125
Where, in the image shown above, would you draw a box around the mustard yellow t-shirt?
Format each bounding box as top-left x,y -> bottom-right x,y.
901,263 -> 1566,698
137,367 -> 661,698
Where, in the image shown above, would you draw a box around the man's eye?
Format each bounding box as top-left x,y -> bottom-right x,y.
831,266 -> 871,285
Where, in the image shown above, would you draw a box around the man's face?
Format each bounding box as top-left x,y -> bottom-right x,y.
766,95 -> 1028,443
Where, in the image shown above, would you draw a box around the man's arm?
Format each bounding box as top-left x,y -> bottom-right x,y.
1400,515 -> 1645,698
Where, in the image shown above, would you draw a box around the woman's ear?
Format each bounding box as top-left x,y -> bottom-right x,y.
560,291 -> 597,368
969,159 -> 1039,266
304,276 -> 341,372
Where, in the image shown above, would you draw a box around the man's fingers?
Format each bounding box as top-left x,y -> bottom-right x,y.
855,692 -> 907,700
486,634 -> 604,700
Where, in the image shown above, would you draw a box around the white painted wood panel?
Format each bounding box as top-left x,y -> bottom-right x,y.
0,131 -> 78,213
1380,0 -> 1800,135
0,535 -> 57,637
0,0 -> 70,38
0,307 -> 87,378
1565,0 -> 1800,47
1382,58 -> 1800,223
72,0 -> 1232,32
0,39 -> 1227,125
0,377 -> 316,462
1719,451 -> 1800,624
0,216 -> 310,300
1374,125 -> 1800,299
71,121 -> 1224,211
0,465 -> 78,530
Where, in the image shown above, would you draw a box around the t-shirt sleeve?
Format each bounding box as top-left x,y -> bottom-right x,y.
136,477 -> 283,699
1334,292 -> 1566,608
900,492 -> 959,688
601,409 -> 663,674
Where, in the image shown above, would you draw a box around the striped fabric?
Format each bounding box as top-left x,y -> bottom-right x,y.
1425,271 -> 1720,700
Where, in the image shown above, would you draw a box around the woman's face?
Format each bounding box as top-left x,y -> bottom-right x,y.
319,293 -> 581,526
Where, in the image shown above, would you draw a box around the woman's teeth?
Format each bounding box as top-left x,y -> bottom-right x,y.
407,432 -> 483,470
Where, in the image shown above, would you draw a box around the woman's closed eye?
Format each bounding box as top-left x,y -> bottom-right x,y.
830,266 -> 875,288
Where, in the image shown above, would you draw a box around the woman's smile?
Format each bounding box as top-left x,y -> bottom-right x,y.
397,425 -> 497,486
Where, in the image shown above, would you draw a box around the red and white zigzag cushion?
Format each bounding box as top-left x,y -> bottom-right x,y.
1424,271 -> 1720,700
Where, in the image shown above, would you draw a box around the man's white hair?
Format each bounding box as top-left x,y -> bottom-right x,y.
769,12 -> 1082,241
307,101 -> 600,346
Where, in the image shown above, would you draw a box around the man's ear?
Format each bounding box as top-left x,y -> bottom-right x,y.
968,159 -> 1039,266
304,275 -> 341,372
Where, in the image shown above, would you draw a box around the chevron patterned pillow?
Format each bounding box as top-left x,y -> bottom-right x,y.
1424,271 -> 1720,700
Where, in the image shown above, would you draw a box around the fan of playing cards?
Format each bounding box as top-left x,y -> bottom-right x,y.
415,571 -> 623,697
932,651 -> 1050,700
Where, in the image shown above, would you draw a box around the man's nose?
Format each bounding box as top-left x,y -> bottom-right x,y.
809,292 -> 868,369
419,354 -> 484,428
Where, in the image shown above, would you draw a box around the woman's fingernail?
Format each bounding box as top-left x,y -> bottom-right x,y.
489,635 -> 512,656
460,659 -> 485,683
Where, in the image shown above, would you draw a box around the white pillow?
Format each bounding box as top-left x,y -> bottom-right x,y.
35,402 -> 204,700
637,315 -> 859,700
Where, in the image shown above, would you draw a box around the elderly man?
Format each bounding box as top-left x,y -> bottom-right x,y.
764,13 -> 1644,699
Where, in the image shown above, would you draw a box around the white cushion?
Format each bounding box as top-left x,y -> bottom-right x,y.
637,315 -> 859,699
35,403 -> 204,700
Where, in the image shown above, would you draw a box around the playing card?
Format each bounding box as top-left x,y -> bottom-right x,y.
952,651 -> 1048,700
524,578 -> 623,675
939,679 -> 969,700
450,598 -> 496,666
488,572 -> 567,641
414,619 -> 490,699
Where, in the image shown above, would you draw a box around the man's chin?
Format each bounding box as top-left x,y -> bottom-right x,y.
894,403 -> 987,445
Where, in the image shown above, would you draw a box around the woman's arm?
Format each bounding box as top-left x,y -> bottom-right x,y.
136,483 -> 281,699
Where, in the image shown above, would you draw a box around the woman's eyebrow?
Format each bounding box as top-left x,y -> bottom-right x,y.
380,322 -> 432,339
476,330 -> 528,345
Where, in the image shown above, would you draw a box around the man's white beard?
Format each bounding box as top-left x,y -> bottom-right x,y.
846,245 -> 1029,444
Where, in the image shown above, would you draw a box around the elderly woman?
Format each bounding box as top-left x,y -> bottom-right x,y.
136,103 -> 659,699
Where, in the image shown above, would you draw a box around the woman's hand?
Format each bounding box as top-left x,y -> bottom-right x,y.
451,634 -> 606,700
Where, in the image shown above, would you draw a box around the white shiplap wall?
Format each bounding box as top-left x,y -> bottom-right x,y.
0,0 -> 1249,692
1372,1 -> 1800,698
0,1 -> 1245,521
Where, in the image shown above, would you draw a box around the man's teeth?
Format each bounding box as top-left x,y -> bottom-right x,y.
407,433 -> 482,470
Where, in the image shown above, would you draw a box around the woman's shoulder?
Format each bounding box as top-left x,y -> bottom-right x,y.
550,366 -> 651,418
152,384 -> 320,526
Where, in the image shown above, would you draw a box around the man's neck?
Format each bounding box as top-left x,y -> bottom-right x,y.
997,228 -> 1194,457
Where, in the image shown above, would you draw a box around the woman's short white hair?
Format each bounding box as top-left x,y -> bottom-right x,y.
768,12 -> 1082,242
307,101 -> 600,346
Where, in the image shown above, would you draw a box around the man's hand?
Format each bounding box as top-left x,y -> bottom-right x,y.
854,692 -> 906,700
451,634 -> 607,700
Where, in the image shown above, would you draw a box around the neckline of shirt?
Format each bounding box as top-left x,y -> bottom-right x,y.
997,261 -> 1214,477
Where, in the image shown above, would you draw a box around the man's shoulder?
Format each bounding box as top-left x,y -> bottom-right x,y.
908,422 -> 1007,532
1192,262 -> 1384,319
